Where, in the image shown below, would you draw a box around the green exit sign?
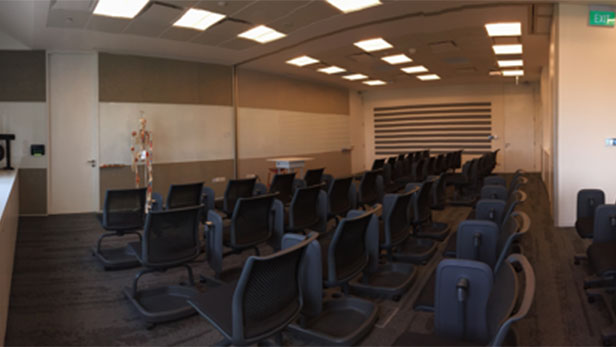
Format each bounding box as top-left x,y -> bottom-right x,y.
590,10 -> 615,27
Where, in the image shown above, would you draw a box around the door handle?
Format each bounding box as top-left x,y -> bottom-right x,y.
87,159 -> 96,168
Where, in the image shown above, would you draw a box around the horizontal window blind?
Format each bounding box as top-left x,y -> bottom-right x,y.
373,102 -> 492,156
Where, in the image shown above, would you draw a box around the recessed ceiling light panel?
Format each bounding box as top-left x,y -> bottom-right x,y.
417,74 -> 441,81
342,73 -> 368,80
173,8 -> 226,31
318,66 -> 346,74
93,0 -> 149,18
363,80 -> 386,86
401,65 -> 428,74
493,44 -> 523,55
354,38 -> 393,52
381,54 -> 412,65
286,55 -> 319,67
485,22 -> 522,37
497,59 -> 523,67
326,0 -> 382,13
502,69 -> 524,77
238,25 -> 286,43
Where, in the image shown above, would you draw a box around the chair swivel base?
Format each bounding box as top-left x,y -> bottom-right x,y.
349,262 -> 416,300
123,285 -> 199,324
391,238 -> 437,264
414,222 -> 450,241
91,246 -> 141,270
288,294 -> 378,346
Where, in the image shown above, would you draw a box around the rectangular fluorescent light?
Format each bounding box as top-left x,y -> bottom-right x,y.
326,0 -> 382,13
401,65 -> 428,74
286,55 -> 319,67
238,25 -> 286,43
485,22 -> 521,37
173,8 -> 226,31
363,80 -> 386,86
381,54 -> 412,65
318,66 -> 346,74
93,0 -> 149,19
342,73 -> 368,81
417,74 -> 441,81
502,70 -> 524,77
497,59 -> 523,68
493,44 -> 523,55
354,38 -> 393,52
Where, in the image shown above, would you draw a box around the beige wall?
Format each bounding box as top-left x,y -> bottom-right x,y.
555,3 -> 616,226
540,13 -> 557,211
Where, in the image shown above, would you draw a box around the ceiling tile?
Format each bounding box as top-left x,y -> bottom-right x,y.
87,15 -> 131,34
47,8 -> 91,29
160,26 -> 202,41
191,20 -> 252,45
232,1 -> 310,25
162,0 -> 201,8
194,0 -> 255,16
124,3 -> 183,37
268,0 -> 340,34
218,37 -> 258,50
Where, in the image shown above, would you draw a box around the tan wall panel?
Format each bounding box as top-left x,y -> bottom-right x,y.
99,160 -> 234,208
238,151 -> 352,184
18,169 -> 46,215
99,53 -> 232,105
0,50 -> 46,102
238,69 -> 349,115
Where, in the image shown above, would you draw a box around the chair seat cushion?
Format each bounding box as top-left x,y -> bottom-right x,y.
393,331 -> 476,346
188,281 -> 237,338
575,217 -> 594,239
588,241 -> 616,276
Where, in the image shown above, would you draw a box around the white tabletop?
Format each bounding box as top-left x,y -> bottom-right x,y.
266,157 -> 314,162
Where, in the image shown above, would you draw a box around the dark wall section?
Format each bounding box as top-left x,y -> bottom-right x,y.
0,50 -> 46,102
19,169 -> 47,215
238,69 -> 349,115
99,53 -> 233,105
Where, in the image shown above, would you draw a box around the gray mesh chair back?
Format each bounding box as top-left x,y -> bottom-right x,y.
475,199 -> 507,225
422,150 -> 430,158
328,177 -> 354,217
425,157 -> 435,176
102,188 -> 147,230
577,189 -> 605,220
141,205 -> 201,267
593,205 -> 616,243
359,169 -> 382,206
269,173 -> 296,205
289,184 -> 324,230
231,193 -> 277,248
412,159 -> 426,182
224,178 -> 256,215
456,220 -> 500,269
372,158 -> 385,170
382,190 -> 413,248
414,180 -> 434,224
166,182 -> 204,210
481,185 -> 508,201
387,156 -> 397,165
431,172 -> 447,209
326,211 -> 373,286
304,168 -> 324,187
484,176 -> 507,186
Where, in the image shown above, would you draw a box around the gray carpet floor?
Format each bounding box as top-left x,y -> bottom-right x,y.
4,174 -> 611,346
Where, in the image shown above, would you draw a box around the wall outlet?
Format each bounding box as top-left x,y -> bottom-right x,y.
212,176 -> 226,183
245,173 -> 256,178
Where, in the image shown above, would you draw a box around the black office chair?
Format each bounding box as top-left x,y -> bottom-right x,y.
205,193 -> 284,280
406,180 -> 450,241
430,172 -> 447,210
372,158 -> 385,170
285,184 -> 327,236
150,182 -> 204,211
327,176 -> 357,222
220,178 -> 257,217
124,205 -> 202,326
269,172 -> 296,205
93,188 -> 146,270
189,233 -> 319,346
304,168 -> 325,186
358,169 -> 384,207
396,255 -> 535,346
575,189 -> 605,239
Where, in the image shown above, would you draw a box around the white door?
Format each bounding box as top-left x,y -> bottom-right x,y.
48,52 -> 99,214
503,88 -> 536,172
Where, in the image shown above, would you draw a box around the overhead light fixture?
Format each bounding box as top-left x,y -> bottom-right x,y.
492,44 -> 523,55
318,66 -> 346,74
363,80 -> 386,86
401,65 -> 428,74
502,69 -> 524,77
238,25 -> 286,43
286,55 -> 319,67
485,22 -> 521,37
354,38 -> 393,52
173,8 -> 226,31
325,0 -> 382,13
497,59 -> 523,68
93,0 -> 149,19
381,54 -> 412,65
342,73 -> 368,81
417,74 -> 441,81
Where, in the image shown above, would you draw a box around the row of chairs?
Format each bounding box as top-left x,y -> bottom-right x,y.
573,189 -> 616,345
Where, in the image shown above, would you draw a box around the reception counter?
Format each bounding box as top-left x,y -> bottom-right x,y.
0,170 -> 19,345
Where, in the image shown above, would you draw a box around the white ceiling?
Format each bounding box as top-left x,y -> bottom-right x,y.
0,0 -> 557,90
